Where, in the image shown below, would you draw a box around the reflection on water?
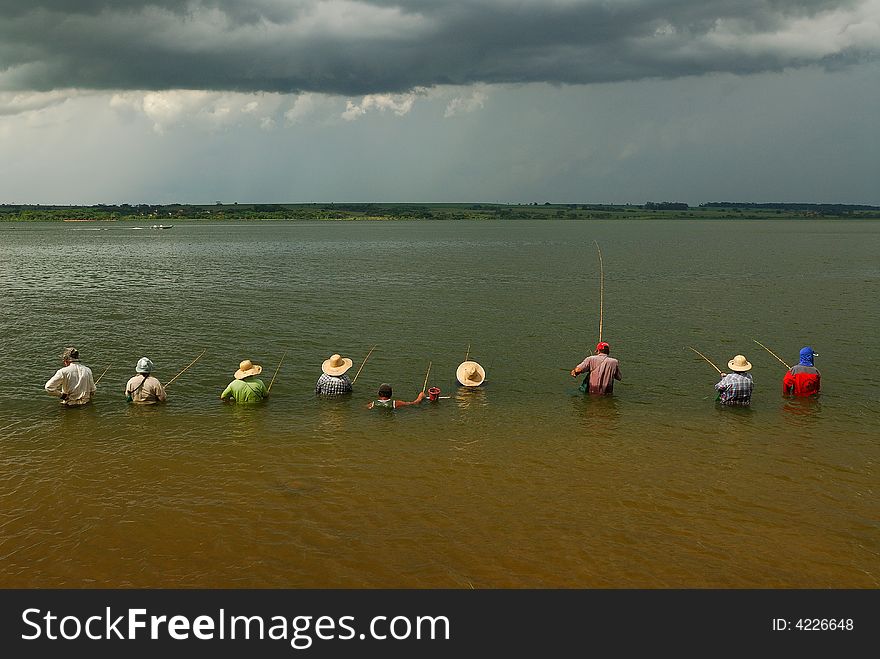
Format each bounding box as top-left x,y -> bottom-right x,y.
0,219 -> 878,588
569,394 -> 621,431
781,396 -> 822,425
454,386 -> 489,410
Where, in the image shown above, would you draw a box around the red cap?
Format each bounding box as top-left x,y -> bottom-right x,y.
596,342 -> 610,352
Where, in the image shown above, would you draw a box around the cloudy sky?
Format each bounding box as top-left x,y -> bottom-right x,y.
1,0 -> 878,205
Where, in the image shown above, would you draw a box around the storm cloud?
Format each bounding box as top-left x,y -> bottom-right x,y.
1,0 -> 877,95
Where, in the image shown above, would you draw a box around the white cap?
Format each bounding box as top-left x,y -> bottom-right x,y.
136,357 -> 155,374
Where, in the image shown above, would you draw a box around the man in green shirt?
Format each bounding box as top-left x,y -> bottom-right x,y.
220,359 -> 269,403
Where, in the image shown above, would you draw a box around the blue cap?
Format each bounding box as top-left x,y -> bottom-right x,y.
799,347 -> 817,366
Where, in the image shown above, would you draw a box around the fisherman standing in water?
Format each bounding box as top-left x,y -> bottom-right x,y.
715,355 -> 754,406
45,347 -> 96,406
315,353 -> 354,396
571,342 -> 622,394
125,357 -> 167,404
783,347 -> 821,396
220,359 -> 269,403
367,383 -> 425,409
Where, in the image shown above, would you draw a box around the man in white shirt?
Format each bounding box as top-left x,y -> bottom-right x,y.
45,347 -> 96,406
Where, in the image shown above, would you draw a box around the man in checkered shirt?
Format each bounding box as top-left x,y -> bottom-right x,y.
715,354 -> 754,406
315,353 -> 354,396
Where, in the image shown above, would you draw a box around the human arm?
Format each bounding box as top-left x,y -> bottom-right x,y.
714,374 -> 729,391
45,369 -> 64,397
571,356 -> 591,377
614,364 -> 622,382
394,391 -> 426,408
155,380 -> 167,402
220,383 -> 234,400
782,370 -> 795,395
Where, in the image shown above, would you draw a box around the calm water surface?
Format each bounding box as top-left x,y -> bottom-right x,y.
0,219 -> 877,587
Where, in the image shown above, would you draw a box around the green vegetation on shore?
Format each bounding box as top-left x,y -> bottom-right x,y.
2,201 -> 879,222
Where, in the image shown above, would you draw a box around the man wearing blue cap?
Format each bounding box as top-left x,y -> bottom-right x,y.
783,347 -> 821,396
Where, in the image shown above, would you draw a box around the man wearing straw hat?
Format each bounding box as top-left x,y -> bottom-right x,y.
783,347 -> 821,397
715,355 -> 754,406
45,347 -> 96,406
220,359 -> 269,403
125,357 -> 167,404
570,342 -> 622,395
315,353 -> 354,396
456,361 -> 486,388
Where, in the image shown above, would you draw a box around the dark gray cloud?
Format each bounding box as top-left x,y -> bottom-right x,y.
0,1 -> 876,94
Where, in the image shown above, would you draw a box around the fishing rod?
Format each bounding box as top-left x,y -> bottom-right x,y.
351,345 -> 377,384
595,240 -> 604,344
422,361 -> 432,393
752,339 -> 791,369
164,348 -> 207,387
268,350 -> 287,392
94,365 -> 111,385
465,343 -> 470,362
688,346 -> 722,374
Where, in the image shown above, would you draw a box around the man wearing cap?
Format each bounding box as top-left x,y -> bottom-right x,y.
456,361 -> 486,388
367,383 -> 425,410
220,360 -> 269,403
783,347 -> 821,396
570,342 -> 622,395
315,353 -> 354,396
45,347 -> 96,406
715,355 -> 754,406
125,357 -> 167,404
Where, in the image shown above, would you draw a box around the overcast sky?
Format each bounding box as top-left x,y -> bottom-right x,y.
1,0 -> 878,205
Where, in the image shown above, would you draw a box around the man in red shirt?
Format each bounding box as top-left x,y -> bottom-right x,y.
783,347 -> 820,396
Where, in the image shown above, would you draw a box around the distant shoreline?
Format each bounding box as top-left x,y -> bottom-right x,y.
2,202 -> 880,222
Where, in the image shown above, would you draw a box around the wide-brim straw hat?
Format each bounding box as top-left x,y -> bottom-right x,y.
234,359 -> 263,379
728,355 -> 752,372
456,360 -> 486,387
322,353 -> 353,376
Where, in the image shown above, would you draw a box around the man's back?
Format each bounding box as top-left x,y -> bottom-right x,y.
46,362 -> 95,405
222,377 -> 268,403
579,354 -> 622,395
783,365 -> 820,396
126,374 -> 167,404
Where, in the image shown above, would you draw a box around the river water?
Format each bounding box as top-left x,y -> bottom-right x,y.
0,219 -> 877,587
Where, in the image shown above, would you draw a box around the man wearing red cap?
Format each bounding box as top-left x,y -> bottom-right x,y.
570,342 -> 622,395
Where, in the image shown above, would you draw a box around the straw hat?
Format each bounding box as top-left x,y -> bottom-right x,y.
456,360 -> 486,387
135,357 -> 155,374
322,353 -> 353,376
727,355 -> 752,372
234,359 -> 263,379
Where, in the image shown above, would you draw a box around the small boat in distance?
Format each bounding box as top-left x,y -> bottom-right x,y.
150,224 -> 174,229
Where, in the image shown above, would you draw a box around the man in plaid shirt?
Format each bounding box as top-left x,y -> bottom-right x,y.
715,354 -> 754,406
316,353 -> 354,396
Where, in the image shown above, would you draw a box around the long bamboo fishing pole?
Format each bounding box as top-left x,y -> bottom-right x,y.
753,339 -> 791,369
268,350 -> 287,392
422,361 -> 432,393
594,240 -> 605,344
351,345 -> 377,384
688,346 -> 722,374
94,365 -> 111,385
164,348 -> 207,387
464,344 -> 470,362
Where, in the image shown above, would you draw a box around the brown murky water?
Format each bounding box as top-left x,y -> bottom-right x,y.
0,219 -> 877,587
